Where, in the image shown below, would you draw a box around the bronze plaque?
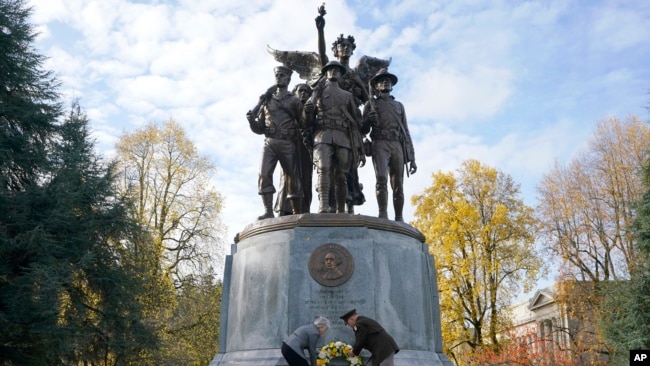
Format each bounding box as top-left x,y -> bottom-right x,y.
309,243 -> 354,287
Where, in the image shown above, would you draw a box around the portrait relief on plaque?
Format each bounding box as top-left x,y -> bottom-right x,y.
308,243 -> 355,287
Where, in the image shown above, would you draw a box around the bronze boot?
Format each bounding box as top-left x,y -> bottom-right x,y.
318,175 -> 331,213
336,185 -> 348,214
377,189 -> 388,219
394,196 -> 404,222
289,197 -> 302,215
257,193 -> 275,220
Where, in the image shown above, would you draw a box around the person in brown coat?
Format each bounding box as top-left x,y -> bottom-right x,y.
340,309 -> 399,366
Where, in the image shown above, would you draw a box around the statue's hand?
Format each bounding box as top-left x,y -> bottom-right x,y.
359,153 -> 366,168
304,101 -> 315,115
409,161 -> 417,175
315,15 -> 325,30
246,110 -> 255,124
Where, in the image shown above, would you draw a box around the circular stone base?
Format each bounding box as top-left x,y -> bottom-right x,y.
210,214 -> 453,366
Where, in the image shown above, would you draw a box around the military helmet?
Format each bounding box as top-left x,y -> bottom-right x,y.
370,68 -> 398,86
321,60 -> 347,75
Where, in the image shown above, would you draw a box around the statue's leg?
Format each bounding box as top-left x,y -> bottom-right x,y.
278,140 -> 303,215
289,197 -> 302,215
318,174 -> 331,214
274,171 -> 291,216
314,143 -> 332,213
374,142 -> 390,219
258,193 -> 275,220
335,181 -> 347,214
394,195 -> 405,222
258,141 -> 277,220
335,146 -> 351,214
327,171 -> 337,213
389,144 -> 405,222
299,142 -> 313,213
377,189 -> 389,219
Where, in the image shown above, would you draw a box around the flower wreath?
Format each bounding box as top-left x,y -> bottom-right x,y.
317,341 -> 363,365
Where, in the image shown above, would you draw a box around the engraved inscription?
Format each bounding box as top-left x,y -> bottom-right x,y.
303,289 -> 365,317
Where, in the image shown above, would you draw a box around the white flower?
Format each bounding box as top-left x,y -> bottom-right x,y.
318,341 -> 363,365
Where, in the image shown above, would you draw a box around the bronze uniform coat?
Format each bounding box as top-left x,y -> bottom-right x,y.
362,96 -> 415,163
311,82 -> 361,149
352,316 -> 399,364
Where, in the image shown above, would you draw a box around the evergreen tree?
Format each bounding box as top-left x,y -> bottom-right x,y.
0,0 -> 62,191
600,156 -> 650,364
1,0 -> 160,361
1,102 -> 159,365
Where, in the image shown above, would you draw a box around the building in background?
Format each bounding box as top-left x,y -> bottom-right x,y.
510,286 -> 571,355
509,283 -> 610,365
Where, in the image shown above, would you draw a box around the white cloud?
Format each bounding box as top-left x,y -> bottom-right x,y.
405,64 -> 513,122
590,6 -> 650,52
29,0 -> 70,23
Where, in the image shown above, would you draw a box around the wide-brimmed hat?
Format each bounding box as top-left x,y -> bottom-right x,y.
340,309 -> 357,322
321,60 -> 347,75
370,68 -> 398,85
274,65 -> 293,75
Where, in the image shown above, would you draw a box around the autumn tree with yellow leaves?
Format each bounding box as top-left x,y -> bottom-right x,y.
116,118 -> 225,287
412,159 -> 542,365
115,118 -> 225,364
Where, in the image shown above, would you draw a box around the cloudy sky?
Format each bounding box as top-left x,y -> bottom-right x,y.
28,0 -> 649,260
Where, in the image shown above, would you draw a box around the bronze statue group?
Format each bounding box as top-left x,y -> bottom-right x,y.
247,4 -> 416,222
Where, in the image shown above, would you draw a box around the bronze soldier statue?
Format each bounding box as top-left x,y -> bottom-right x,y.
305,61 -> 365,214
362,69 -> 417,221
266,4 -> 391,215
274,83 -> 314,216
315,7 -> 368,213
247,66 -> 305,220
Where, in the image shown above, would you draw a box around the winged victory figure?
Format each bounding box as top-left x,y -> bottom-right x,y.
267,3 -> 391,106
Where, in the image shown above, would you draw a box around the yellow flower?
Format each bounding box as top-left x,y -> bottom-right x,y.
317,341 -> 363,365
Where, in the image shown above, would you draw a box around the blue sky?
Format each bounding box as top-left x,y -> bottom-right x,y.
28,1 -> 649,281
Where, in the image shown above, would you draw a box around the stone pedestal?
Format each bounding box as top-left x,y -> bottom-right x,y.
210,214 -> 453,366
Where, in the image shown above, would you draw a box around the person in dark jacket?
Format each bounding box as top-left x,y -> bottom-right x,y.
340,309 -> 399,366
282,316 -> 330,366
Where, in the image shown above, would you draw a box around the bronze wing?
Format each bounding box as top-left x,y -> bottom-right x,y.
267,45 -> 322,85
355,55 -> 392,86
